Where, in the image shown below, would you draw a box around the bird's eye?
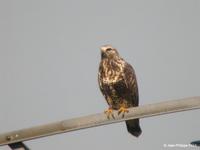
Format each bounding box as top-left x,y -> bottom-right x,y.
106,48 -> 112,51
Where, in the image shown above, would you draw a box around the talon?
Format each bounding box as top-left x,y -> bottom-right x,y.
104,108 -> 114,119
118,107 -> 129,118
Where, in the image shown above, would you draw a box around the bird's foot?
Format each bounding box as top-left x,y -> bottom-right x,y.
118,107 -> 129,118
104,108 -> 115,119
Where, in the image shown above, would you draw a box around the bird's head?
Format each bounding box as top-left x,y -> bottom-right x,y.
100,45 -> 120,59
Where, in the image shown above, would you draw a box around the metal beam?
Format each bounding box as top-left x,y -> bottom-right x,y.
8,142 -> 30,150
0,96 -> 200,146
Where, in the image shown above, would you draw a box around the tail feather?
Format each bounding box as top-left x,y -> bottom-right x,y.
125,119 -> 142,137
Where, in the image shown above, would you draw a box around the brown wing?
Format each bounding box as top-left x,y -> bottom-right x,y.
122,63 -> 142,137
122,62 -> 139,106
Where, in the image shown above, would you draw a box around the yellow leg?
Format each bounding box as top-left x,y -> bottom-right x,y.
104,108 -> 115,119
118,107 -> 129,118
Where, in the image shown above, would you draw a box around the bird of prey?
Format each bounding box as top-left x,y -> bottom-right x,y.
98,45 -> 142,137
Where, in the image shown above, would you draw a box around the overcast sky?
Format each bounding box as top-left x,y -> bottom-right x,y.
0,0 -> 200,149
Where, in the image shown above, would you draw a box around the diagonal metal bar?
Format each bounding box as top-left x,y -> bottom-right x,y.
8,142 -> 30,150
0,96 -> 200,146
191,140 -> 200,147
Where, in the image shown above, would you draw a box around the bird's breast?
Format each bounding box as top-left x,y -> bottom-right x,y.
101,59 -> 124,84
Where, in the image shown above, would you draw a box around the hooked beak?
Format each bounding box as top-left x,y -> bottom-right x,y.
100,46 -> 108,53
100,45 -> 113,53
100,45 -> 114,59
100,45 -> 109,59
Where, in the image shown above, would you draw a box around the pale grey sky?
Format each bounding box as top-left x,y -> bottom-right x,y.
0,0 -> 200,149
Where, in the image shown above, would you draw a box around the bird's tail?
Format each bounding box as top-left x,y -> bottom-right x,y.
125,118 -> 142,137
